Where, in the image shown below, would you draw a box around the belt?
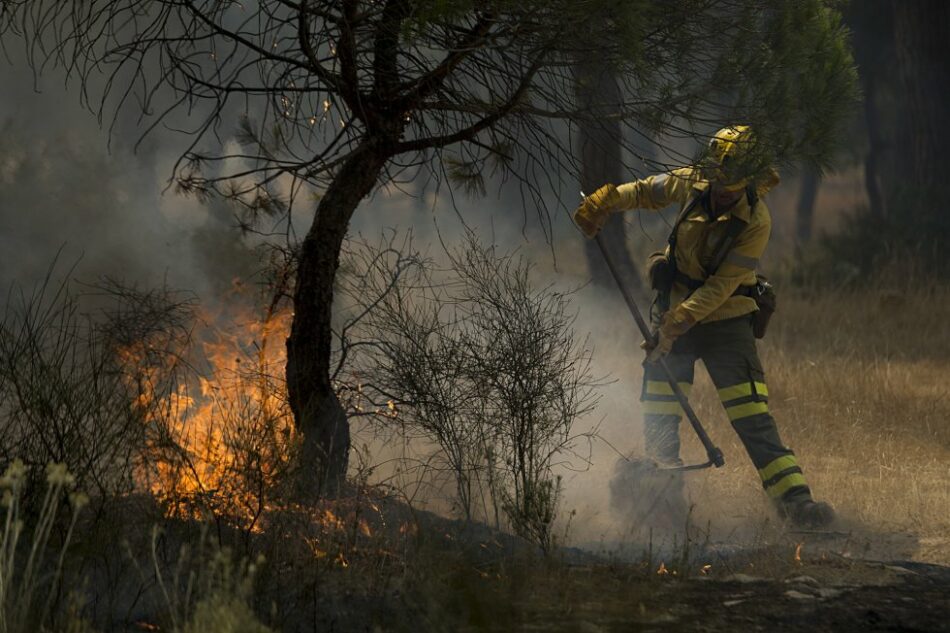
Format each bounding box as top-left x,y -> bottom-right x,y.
674,271 -> 755,297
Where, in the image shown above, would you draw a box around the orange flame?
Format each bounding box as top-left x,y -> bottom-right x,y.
118,280 -> 395,545
119,288 -> 297,529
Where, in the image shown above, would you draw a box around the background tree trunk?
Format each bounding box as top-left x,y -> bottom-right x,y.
286,142 -> 388,496
795,167 -> 820,247
861,72 -> 887,219
846,0 -> 894,219
575,59 -> 644,296
892,0 -> 950,191
890,0 -> 950,268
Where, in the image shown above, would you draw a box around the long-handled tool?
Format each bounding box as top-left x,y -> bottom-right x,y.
593,233 -> 725,472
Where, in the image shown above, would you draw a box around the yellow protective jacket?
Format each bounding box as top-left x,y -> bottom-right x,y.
613,166 -> 777,324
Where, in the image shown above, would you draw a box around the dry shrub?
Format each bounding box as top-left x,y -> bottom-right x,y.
145,527 -> 272,633
339,232 -> 598,551
0,262 -> 302,540
0,271 -> 194,505
0,460 -> 89,633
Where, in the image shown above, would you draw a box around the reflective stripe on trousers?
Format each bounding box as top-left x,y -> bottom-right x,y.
640,315 -> 811,501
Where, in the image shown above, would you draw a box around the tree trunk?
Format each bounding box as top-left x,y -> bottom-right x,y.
286,141 -> 388,497
846,0 -> 894,218
890,1 -> 950,268
575,59 -> 644,296
862,72 -> 887,218
892,0 -> 950,190
795,167 -> 820,247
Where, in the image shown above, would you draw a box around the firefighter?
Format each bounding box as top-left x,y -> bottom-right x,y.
573,126 -> 835,528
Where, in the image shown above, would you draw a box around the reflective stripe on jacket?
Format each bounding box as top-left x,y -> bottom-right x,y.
614,166 -> 774,324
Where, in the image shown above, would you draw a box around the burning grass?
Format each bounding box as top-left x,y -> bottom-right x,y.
113,284 -> 299,532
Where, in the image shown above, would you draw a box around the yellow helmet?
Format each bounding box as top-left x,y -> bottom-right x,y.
704,125 -> 778,193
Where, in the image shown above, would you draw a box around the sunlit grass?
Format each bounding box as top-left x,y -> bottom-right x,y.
673,280 -> 950,562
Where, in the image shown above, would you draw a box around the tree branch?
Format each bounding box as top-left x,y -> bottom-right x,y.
396,11 -> 497,109
394,56 -> 546,154
295,0 -> 351,103
335,0 -> 366,120
372,0 -> 411,102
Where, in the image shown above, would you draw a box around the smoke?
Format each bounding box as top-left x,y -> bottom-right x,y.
0,59 -> 258,297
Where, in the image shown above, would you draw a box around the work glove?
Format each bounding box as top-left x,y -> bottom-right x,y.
641,306 -> 696,363
573,183 -> 621,238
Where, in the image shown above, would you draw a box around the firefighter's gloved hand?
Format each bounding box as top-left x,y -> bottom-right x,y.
641,330 -> 674,363
573,183 -> 620,238
642,307 -> 696,363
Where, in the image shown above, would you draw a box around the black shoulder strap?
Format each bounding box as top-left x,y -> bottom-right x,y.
707,185 -> 759,273
667,188 -> 706,254
664,189 -> 707,287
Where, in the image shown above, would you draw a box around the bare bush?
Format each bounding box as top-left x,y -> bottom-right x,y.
0,270 -> 194,504
0,264 -> 297,535
335,235 -> 485,519
451,240 -> 598,550
341,233 -> 597,550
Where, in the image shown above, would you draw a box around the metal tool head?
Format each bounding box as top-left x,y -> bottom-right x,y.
609,456 -> 690,531
659,459 -> 718,472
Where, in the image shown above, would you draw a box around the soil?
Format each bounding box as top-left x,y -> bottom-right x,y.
433,521 -> 950,633
511,561 -> 950,632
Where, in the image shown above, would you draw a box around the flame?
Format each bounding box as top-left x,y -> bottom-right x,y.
700,564 -> 712,575
321,508 -> 345,531
306,537 -> 328,559
358,518 -> 372,537
120,287 -> 297,530
656,562 -> 668,575
794,542 -> 803,563
118,280 -> 394,551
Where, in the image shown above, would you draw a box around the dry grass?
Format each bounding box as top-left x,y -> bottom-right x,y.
670,279 -> 950,563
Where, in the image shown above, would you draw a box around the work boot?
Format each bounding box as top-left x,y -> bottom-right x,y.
777,496 -> 836,529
